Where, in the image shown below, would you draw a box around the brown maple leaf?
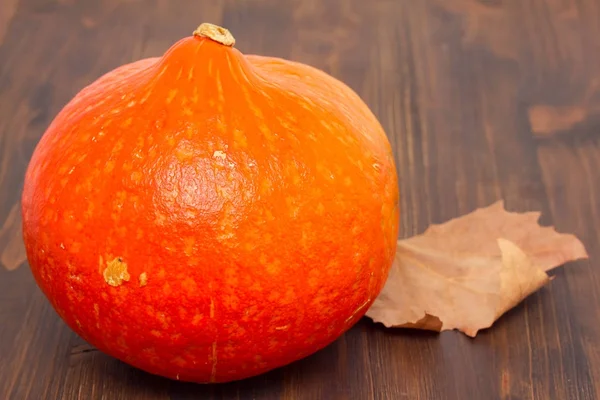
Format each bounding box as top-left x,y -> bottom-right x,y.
366,201 -> 588,337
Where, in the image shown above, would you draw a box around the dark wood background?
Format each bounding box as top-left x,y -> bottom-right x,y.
1,0 -> 599,399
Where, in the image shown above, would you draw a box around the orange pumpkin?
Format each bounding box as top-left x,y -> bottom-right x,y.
21,23 -> 399,383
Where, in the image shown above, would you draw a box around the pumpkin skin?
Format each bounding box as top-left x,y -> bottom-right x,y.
21,24 -> 399,383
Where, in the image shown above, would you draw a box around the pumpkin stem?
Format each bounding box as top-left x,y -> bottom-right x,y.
193,23 -> 235,47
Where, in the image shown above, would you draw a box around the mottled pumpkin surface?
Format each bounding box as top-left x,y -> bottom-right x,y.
21,25 -> 399,383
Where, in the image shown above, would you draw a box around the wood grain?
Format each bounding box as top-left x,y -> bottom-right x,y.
1,0 -> 599,399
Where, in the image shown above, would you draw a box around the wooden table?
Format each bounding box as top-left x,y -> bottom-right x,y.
1,0 -> 599,399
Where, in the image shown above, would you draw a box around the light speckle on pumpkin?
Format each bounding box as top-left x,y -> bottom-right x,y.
158,65 -> 168,78
155,211 -> 167,225
131,171 -> 142,182
58,164 -> 69,175
187,66 -> 195,81
213,150 -> 226,160
266,259 -> 281,275
207,59 -> 214,75
232,128 -> 247,149
157,312 -> 169,328
259,179 -> 272,195
172,356 -> 186,367
181,277 -> 198,293
103,257 -> 130,287
316,203 -> 325,215
216,231 -> 234,242
210,341 -> 218,382
249,102 -> 265,121
191,87 -> 199,104
114,191 -> 127,208
150,330 -> 162,338
166,89 -> 178,104
183,237 -> 195,256
103,160 -> 115,173
139,272 -> 148,287
97,255 -> 104,274
121,118 -> 132,127
267,338 -> 279,350
140,91 -> 151,104
83,177 -> 94,191
268,291 -> 280,302
84,203 -> 95,220
345,298 -> 371,324
192,314 -> 204,325
275,324 -> 290,331
112,140 -> 124,154
163,282 -> 173,295
259,124 -> 274,142
210,297 -> 215,318
264,209 -> 275,221
93,304 -> 100,328
307,269 -> 321,289
285,197 -> 299,218
216,71 -> 224,106
216,119 -> 226,133
116,335 -> 129,351
69,242 -> 82,254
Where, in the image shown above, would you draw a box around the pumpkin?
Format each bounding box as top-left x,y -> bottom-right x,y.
21,23 -> 399,383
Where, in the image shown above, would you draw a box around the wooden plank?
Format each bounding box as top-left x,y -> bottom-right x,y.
0,0 -> 599,399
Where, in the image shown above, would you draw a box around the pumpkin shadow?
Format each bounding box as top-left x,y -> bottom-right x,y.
108,339 -> 342,398
363,317 -> 442,339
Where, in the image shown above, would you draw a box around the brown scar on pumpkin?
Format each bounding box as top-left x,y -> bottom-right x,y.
139,272 -> 148,287
103,257 -> 130,287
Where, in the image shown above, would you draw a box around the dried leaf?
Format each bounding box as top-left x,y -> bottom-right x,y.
366,201 -> 588,337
